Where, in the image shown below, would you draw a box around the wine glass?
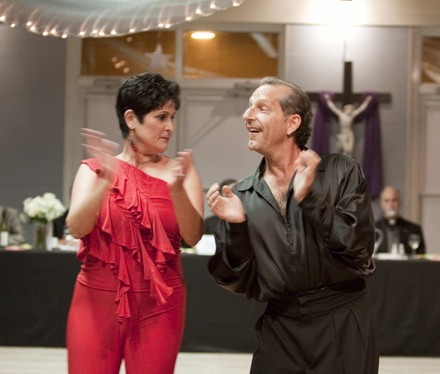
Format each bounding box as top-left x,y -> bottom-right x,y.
408,234 -> 421,257
374,228 -> 384,255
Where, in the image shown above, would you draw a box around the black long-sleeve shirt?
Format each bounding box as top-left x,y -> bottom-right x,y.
208,153 -> 376,302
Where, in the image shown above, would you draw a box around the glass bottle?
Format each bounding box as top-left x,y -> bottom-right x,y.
0,210 -> 9,247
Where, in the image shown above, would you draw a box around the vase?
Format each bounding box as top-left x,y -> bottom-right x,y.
34,222 -> 52,250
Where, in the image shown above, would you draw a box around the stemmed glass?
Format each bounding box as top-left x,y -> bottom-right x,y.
408,234 -> 421,258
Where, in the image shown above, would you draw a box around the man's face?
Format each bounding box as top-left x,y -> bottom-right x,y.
242,84 -> 291,155
380,188 -> 401,219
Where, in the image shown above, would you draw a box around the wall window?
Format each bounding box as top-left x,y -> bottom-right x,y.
81,28 -> 279,79
81,31 -> 176,77
421,37 -> 440,84
183,30 -> 278,79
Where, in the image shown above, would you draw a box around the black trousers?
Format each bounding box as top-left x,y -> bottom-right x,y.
250,279 -> 379,374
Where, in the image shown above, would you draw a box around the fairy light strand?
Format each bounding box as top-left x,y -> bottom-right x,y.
0,0 -> 246,38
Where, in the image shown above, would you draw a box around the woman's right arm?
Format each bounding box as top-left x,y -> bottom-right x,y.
66,164 -> 111,239
66,129 -> 118,239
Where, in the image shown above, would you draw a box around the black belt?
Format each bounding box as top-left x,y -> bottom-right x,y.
266,278 -> 367,320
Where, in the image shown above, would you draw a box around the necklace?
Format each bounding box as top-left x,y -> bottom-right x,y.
118,151 -> 161,167
138,154 -> 161,165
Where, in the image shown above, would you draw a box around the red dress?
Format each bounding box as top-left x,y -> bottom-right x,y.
67,158 -> 186,374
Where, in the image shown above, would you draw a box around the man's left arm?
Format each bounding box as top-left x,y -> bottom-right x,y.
299,161 -> 375,271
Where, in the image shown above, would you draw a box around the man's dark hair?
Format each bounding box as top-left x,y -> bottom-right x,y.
259,76 -> 313,147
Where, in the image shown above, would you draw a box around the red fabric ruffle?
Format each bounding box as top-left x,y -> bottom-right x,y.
78,158 -> 180,322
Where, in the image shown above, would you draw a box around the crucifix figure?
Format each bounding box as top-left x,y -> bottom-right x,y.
323,92 -> 372,157
309,61 -> 391,197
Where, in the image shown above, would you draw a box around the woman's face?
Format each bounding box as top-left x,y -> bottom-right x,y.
131,100 -> 177,154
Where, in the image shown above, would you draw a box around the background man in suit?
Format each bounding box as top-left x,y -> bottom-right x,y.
375,186 -> 426,255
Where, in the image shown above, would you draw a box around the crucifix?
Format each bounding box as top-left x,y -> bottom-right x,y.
307,61 -> 392,105
309,61 -> 392,198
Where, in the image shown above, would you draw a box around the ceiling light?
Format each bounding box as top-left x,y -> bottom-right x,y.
191,31 -> 216,40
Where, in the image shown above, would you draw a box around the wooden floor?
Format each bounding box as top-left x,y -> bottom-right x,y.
0,347 -> 440,373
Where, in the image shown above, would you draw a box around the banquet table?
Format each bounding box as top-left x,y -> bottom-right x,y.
0,249 -> 79,347
0,249 -> 439,356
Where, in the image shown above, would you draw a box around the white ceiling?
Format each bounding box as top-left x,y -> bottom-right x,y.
203,0 -> 440,27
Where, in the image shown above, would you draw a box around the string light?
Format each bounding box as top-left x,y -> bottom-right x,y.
0,0 -> 246,38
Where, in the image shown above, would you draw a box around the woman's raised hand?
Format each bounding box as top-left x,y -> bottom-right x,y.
81,128 -> 119,182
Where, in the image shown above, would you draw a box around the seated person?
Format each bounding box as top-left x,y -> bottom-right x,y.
0,204 -> 25,245
204,178 -> 237,235
375,186 -> 426,255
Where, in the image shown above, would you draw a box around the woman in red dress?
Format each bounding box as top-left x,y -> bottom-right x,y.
66,73 -> 204,374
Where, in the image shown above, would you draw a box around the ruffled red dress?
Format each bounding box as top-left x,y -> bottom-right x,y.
66,158 -> 186,374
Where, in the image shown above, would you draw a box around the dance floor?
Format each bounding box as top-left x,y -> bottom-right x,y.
0,347 -> 440,373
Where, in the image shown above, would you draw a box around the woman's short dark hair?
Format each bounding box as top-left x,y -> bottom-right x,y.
259,76 -> 313,148
115,73 -> 180,139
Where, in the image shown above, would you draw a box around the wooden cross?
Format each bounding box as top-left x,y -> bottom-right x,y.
307,61 -> 392,105
308,60 -> 389,198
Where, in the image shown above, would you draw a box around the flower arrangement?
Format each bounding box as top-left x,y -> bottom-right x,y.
23,192 -> 66,223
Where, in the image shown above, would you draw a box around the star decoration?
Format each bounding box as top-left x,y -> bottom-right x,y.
145,43 -> 171,72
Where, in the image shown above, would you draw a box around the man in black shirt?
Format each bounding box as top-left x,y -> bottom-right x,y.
206,77 -> 378,373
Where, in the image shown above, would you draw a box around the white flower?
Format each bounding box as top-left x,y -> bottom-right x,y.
23,193 -> 66,223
